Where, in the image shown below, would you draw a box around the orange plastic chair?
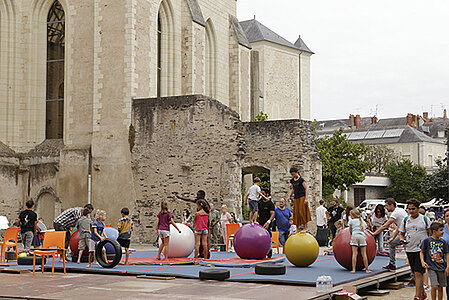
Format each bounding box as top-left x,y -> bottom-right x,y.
271,231 -> 280,254
0,227 -> 20,262
33,231 -> 66,276
226,223 -> 241,251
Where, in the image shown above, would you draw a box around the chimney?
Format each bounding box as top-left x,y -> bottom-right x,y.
444,109 -> 447,121
355,115 -> 361,129
406,113 -> 413,127
349,114 -> 355,128
370,116 -> 378,125
423,112 -> 429,120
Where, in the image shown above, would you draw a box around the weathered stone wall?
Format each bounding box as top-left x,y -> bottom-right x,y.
131,95 -> 321,242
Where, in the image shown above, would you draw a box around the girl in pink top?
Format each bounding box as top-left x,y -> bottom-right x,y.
194,200 -> 209,261
156,201 -> 180,261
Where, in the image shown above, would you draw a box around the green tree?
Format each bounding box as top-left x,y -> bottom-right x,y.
364,145 -> 400,174
421,161 -> 448,202
385,159 -> 427,202
316,128 -> 371,196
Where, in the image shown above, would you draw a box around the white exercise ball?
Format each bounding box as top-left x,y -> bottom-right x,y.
158,223 -> 195,258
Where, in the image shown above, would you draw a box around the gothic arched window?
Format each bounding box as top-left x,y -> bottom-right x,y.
46,0 -> 64,139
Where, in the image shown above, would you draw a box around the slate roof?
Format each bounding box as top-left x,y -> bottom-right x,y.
318,125 -> 444,145
239,19 -> 300,51
294,36 -> 314,54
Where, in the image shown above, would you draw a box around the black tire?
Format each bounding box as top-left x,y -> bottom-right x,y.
72,254 -> 116,263
255,263 -> 286,275
199,269 -> 230,281
95,238 -> 122,268
18,256 -> 47,265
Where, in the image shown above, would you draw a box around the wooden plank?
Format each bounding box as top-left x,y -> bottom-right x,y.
0,264 -> 18,267
136,275 -> 176,280
360,289 -> 390,296
0,268 -> 31,274
381,282 -> 404,290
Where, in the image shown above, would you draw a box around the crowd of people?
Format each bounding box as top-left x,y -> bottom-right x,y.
321,198 -> 449,300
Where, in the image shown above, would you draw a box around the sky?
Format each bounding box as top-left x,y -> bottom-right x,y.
237,0 -> 449,121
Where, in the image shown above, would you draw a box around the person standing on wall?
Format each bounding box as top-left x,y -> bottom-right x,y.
287,167 -> 311,232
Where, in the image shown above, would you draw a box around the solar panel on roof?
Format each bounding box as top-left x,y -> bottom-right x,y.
365,130 -> 385,139
383,129 -> 404,138
347,131 -> 368,140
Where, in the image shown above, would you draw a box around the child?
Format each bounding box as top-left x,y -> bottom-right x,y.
76,208 -> 93,264
288,216 -> 298,237
89,210 -> 108,267
156,202 -> 181,261
348,209 -> 371,273
420,222 -> 449,300
37,218 -> 47,246
399,198 -> 429,300
117,207 -> 134,265
17,200 -> 37,253
194,200 -> 210,261
287,167 -> 311,232
245,177 -> 267,224
335,219 -> 343,236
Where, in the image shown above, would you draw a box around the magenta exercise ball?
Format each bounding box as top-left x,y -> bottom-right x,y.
333,228 -> 376,271
233,224 -> 271,259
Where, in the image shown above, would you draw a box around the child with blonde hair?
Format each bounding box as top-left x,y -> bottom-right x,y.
156,201 -> 181,260
349,209 -> 371,273
89,209 -> 108,267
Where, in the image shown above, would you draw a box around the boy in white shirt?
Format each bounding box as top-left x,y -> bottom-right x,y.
245,177 -> 267,224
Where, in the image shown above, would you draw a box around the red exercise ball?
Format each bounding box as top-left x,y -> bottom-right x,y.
69,230 -> 89,256
333,228 -> 376,271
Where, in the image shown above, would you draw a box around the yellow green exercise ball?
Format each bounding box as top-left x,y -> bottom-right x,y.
284,232 -> 319,267
18,252 -> 27,258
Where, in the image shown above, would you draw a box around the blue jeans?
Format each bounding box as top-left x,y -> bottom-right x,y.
278,230 -> 288,246
374,231 -> 384,252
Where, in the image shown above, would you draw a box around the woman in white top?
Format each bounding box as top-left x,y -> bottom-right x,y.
367,204 -> 387,252
220,205 -> 232,243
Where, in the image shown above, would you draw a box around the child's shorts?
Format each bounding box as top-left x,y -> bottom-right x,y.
117,238 -> 130,249
158,230 -> 170,238
78,237 -> 92,252
248,199 -> 258,211
428,269 -> 447,287
89,239 -> 98,252
195,229 -> 208,235
350,234 -> 367,247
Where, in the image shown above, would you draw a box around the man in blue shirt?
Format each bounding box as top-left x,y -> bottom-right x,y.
275,198 -> 292,246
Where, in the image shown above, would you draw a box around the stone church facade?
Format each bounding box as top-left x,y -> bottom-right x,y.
0,0 -> 320,241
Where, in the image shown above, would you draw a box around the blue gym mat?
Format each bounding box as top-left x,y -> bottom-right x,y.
6,251 -> 407,286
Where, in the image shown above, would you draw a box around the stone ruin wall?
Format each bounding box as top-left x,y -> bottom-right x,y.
130,95 -> 321,243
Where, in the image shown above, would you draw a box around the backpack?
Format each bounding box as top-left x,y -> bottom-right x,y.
403,215 -> 429,231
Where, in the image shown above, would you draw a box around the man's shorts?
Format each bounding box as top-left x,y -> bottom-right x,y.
21,231 -> 34,251
158,230 -> 170,239
406,252 -> 425,274
78,237 -> 91,252
117,238 -> 130,249
350,234 -> 367,247
248,199 -> 258,212
428,269 -> 447,287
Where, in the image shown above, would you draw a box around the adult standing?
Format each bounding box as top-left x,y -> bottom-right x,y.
258,195 -> 275,258
209,203 -> 220,249
315,200 -> 329,246
274,198 -> 292,246
367,204 -> 388,252
441,208 -> 449,299
328,199 -> 344,240
287,167 -> 311,232
53,203 -> 94,250
372,198 -> 408,270
219,205 -> 232,244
